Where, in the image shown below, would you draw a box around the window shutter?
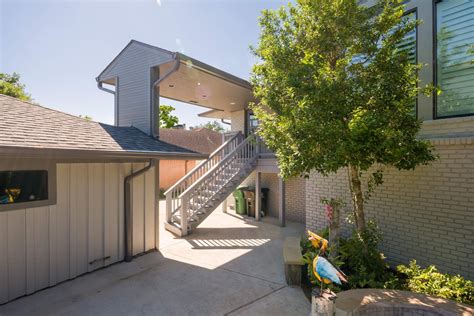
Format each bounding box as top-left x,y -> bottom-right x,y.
436,0 -> 474,117
397,12 -> 417,65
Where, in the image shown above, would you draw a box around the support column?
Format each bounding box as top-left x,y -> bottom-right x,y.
154,160 -> 160,249
255,172 -> 261,221
222,198 -> 227,214
278,176 -> 285,227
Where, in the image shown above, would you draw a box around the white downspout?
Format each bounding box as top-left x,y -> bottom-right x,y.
151,53 -> 181,139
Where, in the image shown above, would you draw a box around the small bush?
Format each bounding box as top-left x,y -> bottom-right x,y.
159,188 -> 166,200
339,220 -> 394,289
396,260 -> 473,305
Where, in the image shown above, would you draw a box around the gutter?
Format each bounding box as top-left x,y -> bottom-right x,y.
151,53 -> 181,139
124,159 -> 156,262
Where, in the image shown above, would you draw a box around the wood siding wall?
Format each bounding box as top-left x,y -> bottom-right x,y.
98,42 -> 173,134
0,162 -> 157,304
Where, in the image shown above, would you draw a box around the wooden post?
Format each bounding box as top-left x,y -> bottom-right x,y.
222,198 -> 227,214
154,160 -> 160,249
255,172 -> 261,221
278,177 -> 285,227
181,197 -> 188,236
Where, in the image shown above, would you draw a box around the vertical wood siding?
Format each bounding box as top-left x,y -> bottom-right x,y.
0,162 -> 157,304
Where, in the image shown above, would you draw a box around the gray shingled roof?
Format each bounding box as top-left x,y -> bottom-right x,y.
0,94 -> 200,158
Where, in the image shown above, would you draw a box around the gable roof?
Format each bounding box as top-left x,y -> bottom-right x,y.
0,94 -> 204,160
159,128 -> 223,155
96,40 -> 175,82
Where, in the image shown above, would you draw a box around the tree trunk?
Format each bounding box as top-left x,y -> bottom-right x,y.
329,205 -> 340,260
349,164 -> 366,233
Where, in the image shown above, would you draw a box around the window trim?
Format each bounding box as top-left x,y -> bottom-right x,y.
433,0 -> 474,119
0,160 -> 56,212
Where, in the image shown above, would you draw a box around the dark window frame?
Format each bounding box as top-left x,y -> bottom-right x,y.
0,162 -> 56,212
433,0 -> 474,119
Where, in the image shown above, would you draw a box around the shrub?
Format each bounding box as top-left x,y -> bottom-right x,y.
159,188 -> 166,200
339,220 -> 394,289
396,260 -> 473,305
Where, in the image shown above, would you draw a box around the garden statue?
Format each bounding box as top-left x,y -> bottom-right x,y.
307,231 -> 347,299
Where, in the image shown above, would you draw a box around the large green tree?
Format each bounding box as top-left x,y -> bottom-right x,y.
0,72 -> 31,101
251,0 -> 436,232
159,104 -> 179,128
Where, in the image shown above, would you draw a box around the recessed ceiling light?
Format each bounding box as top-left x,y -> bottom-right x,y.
230,102 -> 236,105
197,82 -> 201,86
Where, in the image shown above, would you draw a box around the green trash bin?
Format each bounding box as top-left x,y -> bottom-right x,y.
233,187 -> 247,215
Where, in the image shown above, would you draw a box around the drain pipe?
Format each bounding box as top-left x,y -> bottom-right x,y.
221,119 -> 231,125
151,53 -> 181,138
124,159 -> 156,262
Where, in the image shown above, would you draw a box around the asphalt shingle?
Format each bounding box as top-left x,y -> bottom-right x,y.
0,94 -> 196,156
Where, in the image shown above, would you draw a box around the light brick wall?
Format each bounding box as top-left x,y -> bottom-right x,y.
230,110 -> 246,133
305,139 -> 474,280
285,177 -> 306,223
226,172 -> 306,223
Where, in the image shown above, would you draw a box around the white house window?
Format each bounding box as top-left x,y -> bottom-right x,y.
0,170 -> 48,205
436,0 -> 474,118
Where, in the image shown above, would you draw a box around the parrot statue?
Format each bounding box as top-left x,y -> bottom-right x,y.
307,230 -> 347,297
307,230 -> 328,254
312,255 -> 347,285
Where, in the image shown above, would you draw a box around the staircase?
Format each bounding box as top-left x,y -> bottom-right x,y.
164,132 -> 258,236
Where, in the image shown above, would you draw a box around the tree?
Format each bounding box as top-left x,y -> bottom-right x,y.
195,120 -> 226,132
0,72 -> 32,101
159,105 -> 179,128
251,0 -> 436,233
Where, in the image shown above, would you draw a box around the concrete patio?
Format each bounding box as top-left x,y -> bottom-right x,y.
0,201 -> 310,316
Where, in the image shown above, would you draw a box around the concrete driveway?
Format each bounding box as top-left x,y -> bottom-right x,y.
0,202 -> 309,316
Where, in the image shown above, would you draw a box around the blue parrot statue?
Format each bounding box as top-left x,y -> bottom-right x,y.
313,255 -> 347,285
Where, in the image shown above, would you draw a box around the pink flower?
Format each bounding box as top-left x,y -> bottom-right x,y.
325,204 -> 333,222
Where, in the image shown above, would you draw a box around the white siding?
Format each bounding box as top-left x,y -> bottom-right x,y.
0,162 -> 157,304
99,42 -> 174,134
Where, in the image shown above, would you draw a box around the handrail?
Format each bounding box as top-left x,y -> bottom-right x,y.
164,131 -> 243,195
179,134 -> 256,199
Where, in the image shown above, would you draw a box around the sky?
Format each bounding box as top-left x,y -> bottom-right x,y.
0,0 -> 286,127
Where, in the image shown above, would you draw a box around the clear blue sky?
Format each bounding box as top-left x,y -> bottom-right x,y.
1,0 -> 286,127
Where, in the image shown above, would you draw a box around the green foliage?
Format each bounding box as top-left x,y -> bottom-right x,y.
159,105 -> 179,128
339,220 -> 393,288
396,260 -> 474,305
0,72 -> 32,101
194,120 -> 226,132
250,0 -> 437,231
79,115 -> 93,121
159,188 -> 166,200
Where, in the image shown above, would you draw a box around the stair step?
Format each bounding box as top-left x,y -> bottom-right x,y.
164,222 -> 184,236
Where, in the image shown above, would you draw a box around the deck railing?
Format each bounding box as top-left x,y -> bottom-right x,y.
165,131 -> 244,225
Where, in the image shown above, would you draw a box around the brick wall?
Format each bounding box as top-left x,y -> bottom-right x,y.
230,110 -> 245,133
305,139 -> 474,280
285,177 -> 306,223
227,171 -> 306,223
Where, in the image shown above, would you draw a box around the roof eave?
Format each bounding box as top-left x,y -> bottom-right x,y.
0,146 -> 208,161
